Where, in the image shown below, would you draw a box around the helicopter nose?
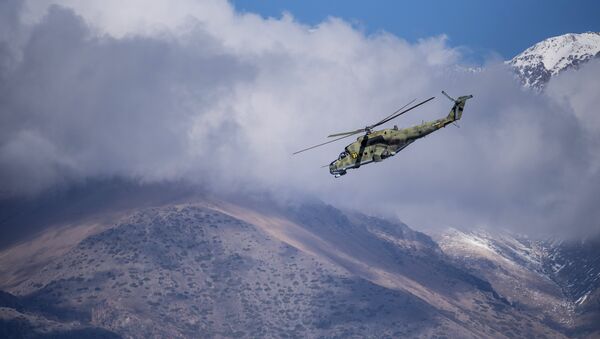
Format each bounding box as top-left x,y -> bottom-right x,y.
329,161 -> 346,177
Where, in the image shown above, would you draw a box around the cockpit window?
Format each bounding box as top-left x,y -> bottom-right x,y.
338,151 -> 347,160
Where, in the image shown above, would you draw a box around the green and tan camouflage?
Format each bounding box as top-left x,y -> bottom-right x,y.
312,93 -> 473,177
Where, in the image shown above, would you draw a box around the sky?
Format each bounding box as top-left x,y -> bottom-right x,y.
233,0 -> 600,62
1,0 -> 599,237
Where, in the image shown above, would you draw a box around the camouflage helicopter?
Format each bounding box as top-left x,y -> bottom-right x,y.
293,91 -> 473,177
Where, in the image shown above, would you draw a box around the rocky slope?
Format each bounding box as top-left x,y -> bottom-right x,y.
0,192 -> 565,338
437,228 -> 600,337
542,237 -> 600,335
507,32 -> 600,89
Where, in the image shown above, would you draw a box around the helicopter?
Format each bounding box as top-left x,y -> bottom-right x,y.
293,91 -> 473,177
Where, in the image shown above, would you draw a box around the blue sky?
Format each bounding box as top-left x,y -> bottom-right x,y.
232,0 -> 600,62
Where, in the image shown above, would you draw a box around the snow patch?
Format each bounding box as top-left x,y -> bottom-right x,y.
576,291 -> 590,305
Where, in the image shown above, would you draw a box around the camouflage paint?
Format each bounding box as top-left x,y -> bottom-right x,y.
329,95 -> 473,177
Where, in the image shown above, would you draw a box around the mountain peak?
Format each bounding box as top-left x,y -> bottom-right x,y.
507,32 -> 600,88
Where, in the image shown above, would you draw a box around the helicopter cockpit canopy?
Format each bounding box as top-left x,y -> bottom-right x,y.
338,151 -> 348,160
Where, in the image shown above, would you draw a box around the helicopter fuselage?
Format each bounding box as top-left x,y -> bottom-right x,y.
329,95 -> 472,177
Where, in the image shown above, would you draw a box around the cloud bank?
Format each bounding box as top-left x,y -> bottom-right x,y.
1,0 -> 599,235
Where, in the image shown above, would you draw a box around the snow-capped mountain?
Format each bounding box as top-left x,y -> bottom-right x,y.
507,32 -> 600,89
437,228 -> 600,336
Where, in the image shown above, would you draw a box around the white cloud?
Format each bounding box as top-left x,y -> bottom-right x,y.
1,0 -> 599,236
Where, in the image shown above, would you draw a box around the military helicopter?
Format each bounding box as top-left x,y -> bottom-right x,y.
293,91 -> 473,177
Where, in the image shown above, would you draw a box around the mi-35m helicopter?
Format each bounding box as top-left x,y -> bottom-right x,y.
293,91 -> 473,177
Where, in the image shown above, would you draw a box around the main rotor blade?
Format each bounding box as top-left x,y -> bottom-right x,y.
295,96 -> 434,155
326,98 -> 416,138
371,98 -> 417,128
293,132 -> 360,155
327,128 -> 365,138
371,96 -> 435,128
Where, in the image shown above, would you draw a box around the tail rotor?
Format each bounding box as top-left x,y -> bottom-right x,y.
442,91 -> 473,121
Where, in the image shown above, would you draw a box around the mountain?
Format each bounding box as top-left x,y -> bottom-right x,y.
0,186 -> 565,338
507,32 -> 600,89
542,237 -> 600,335
437,228 -> 600,337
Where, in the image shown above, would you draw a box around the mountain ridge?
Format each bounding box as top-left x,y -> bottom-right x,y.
0,195 -> 563,338
437,227 -> 600,337
507,31 -> 600,89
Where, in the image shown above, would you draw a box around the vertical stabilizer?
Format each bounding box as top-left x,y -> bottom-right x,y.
443,92 -> 473,121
